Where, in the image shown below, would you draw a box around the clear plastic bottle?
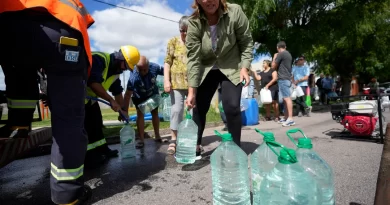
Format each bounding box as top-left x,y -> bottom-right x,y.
287,128 -> 335,205
259,141 -> 321,205
250,129 -> 279,205
138,94 -> 161,114
175,110 -> 198,164
240,98 -> 249,111
120,124 -> 136,159
211,131 -> 251,205
161,92 -> 171,121
156,75 -> 164,92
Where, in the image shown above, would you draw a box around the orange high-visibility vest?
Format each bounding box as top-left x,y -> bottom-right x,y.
0,0 -> 95,75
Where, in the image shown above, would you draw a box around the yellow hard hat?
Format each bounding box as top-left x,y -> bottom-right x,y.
120,45 -> 140,70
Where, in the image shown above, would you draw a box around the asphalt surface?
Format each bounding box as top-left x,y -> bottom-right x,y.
0,109 -> 387,205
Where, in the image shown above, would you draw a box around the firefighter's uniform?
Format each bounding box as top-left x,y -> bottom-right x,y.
0,0 -> 94,204
85,49 -> 139,165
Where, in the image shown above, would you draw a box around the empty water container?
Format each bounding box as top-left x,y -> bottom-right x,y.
137,94 -> 161,114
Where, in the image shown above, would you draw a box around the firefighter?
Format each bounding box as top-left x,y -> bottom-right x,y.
85,47 -> 140,166
0,1 -> 94,204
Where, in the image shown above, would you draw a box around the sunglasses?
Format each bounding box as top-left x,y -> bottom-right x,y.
180,29 -> 187,33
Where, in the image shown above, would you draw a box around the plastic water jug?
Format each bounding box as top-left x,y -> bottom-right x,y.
259,141 -> 321,205
211,131 -> 251,205
287,128 -> 335,205
120,124 -> 136,159
156,75 -> 164,92
160,92 -> 171,121
251,129 -> 279,205
219,99 -> 249,112
137,94 -> 161,114
240,98 -> 249,111
175,110 -> 198,164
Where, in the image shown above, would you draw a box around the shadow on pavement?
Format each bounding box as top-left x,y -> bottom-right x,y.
83,139 -> 167,205
323,128 -> 381,143
349,202 -> 363,205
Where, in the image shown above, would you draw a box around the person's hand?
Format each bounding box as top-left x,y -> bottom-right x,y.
110,99 -> 121,112
186,92 -> 196,110
265,85 -> 269,90
240,68 -> 250,87
118,109 -> 129,122
164,80 -> 172,93
273,53 -> 278,60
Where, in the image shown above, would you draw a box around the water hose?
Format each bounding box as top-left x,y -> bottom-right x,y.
86,96 -> 129,124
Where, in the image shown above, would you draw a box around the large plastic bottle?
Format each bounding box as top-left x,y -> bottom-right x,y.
287,128 -> 335,205
175,110 -> 198,164
250,129 -> 279,205
120,124 -> 136,159
156,75 -> 164,92
138,94 -> 161,114
259,141 -> 321,205
160,92 -> 171,121
211,131 -> 251,205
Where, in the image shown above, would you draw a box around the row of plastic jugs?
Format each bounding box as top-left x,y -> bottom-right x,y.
211,128 -> 335,205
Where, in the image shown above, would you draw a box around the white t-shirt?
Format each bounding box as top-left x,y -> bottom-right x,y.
210,25 -> 219,70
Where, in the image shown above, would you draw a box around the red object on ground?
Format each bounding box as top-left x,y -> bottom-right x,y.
342,115 -> 377,136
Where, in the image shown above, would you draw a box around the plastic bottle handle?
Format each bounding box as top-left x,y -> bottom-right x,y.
265,141 -> 298,163
254,128 -> 264,135
286,128 -> 307,147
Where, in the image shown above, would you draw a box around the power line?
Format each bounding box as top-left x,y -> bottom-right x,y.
92,0 -> 179,23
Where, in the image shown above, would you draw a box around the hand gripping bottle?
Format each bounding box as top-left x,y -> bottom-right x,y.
287,128 -> 335,205
259,141 -> 321,205
211,131 -> 251,205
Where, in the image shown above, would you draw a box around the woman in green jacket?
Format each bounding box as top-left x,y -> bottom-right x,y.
185,0 -> 254,155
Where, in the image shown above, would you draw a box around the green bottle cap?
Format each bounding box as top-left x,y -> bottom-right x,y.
255,129 -> 275,142
297,138 -> 313,149
278,148 -> 298,164
214,130 -> 233,142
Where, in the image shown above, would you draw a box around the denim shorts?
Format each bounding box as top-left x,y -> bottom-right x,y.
278,79 -> 292,99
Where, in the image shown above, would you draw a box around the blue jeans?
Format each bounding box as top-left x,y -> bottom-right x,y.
278,79 -> 292,103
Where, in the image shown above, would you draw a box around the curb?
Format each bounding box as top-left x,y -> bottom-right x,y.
374,123 -> 390,205
105,121 -> 225,144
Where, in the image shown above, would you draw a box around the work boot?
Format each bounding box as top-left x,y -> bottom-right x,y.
60,185 -> 92,205
0,125 -> 29,138
100,146 -> 118,158
84,151 -> 106,168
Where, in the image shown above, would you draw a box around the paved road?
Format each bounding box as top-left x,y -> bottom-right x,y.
0,110 -> 387,205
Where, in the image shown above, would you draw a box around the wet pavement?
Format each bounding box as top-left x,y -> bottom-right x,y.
0,111 -> 388,205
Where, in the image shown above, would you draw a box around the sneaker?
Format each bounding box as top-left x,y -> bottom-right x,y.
195,146 -> 204,160
282,119 -> 296,127
221,126 -> 228,131
278,118 -> 286,124
298,112 -> 303,117
305,107 -> 311,117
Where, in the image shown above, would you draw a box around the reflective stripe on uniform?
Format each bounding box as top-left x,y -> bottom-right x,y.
60,0 -> 91,24
50,163 -> 84,181
7,98 -> 37,109
87,138 -> 107,151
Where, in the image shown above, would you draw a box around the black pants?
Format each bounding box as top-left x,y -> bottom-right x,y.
217,88 -> 227,125
295,86 -> 308,113
193,70 -> 242,146
85,101 -> 107,154
0,11 -> 88,204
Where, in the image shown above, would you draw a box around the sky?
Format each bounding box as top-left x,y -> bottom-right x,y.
0,0 -> 267,90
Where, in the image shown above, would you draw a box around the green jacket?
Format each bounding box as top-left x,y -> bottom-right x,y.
186,3 -> 254,88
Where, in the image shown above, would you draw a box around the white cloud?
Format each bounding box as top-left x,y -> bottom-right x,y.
88,0 -> 184,92
88,0 -> 183,64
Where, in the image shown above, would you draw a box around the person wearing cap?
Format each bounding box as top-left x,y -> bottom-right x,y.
84,46 -> 140,166
124,56 -> 164,149
292,55 -> 311,117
